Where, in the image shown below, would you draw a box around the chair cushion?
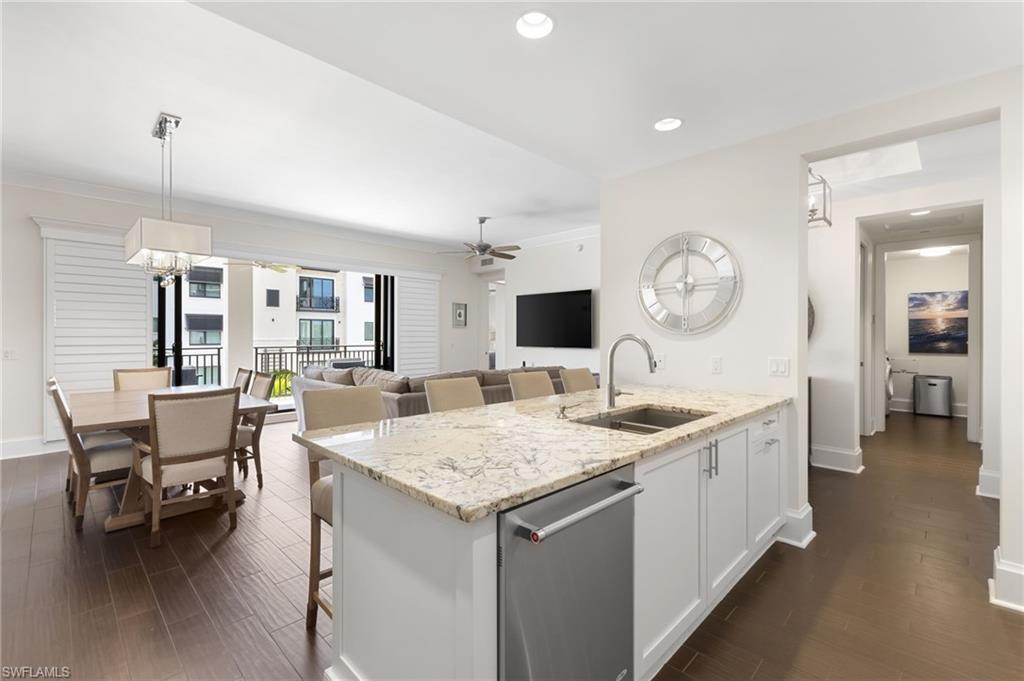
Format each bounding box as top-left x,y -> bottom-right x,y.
352,367 -> 410,394
480,369 -> 512,387
141,456 -> 228,488
525,365 -> 565,380
311,476 -> 333,525
236,424 -> 255,449
321,368 -> 356,386
82,430 -> 132,450
302,366 -> 326,380
73,443 -> 134,475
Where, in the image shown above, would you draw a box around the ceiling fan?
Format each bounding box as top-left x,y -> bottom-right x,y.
438,217 -> 521,260
224,259 -> 293,273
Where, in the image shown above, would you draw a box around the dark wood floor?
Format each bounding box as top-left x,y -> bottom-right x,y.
2,413 -> 1022,680
654,412 -> 1023,681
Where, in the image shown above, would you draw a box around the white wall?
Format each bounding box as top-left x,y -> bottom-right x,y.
252,267 -> 298,346
497,232 -> 601,372
885,251 -> 970,415
601,68 -> 1023,578
343,272 -> 376,346
1,181 -> 484,451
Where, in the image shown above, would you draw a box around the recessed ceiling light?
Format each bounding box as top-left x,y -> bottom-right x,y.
919,247 -> 951,257
910,210 -> 931,216
516,11 -> 554,39
654,117 -> 682,132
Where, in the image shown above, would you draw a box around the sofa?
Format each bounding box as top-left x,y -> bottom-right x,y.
292,365 -> 568,427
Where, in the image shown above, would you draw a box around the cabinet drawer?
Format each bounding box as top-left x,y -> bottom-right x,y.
754,410 -> 780,436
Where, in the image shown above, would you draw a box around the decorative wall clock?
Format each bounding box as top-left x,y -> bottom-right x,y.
637,233 -> 742,334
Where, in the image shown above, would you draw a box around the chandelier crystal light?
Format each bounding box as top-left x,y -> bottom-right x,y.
124,113 -> 212,286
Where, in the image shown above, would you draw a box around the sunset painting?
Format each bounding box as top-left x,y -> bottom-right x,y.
908,290 -> 968,354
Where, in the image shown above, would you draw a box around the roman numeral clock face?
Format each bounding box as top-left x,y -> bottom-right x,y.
637,233 -> 742,334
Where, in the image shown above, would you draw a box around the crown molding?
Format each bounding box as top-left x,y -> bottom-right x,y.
516,224 -> 600,250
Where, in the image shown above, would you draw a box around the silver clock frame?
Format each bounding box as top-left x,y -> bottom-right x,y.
637,232 -> 743,335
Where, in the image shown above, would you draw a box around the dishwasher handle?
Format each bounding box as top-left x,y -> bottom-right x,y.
521,482 -> 644,545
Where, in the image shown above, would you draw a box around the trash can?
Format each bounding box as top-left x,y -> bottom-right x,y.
913,374 -> 952,417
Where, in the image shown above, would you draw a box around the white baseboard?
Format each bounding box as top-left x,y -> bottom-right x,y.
890,397 -> 967,418
989,547 -> 1024,613
976,466 -> 1000,499
810,444 -> 864,474
1,436 -> 67,460
776,504 -> 815,549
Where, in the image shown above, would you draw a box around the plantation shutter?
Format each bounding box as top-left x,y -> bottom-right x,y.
394,275 -> 440,376
41,224 -> 150,441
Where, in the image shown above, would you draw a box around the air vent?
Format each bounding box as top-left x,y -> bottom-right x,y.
481,257 -> 495,267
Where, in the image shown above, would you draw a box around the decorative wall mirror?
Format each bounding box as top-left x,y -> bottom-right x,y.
637,233 -> 742,335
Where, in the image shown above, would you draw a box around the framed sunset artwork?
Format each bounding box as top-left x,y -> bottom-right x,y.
907,290 -> 968,354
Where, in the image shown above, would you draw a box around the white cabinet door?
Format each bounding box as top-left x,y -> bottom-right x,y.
749,435 -> 782,548
706,426 -> 749,602
634,440 -> 707,680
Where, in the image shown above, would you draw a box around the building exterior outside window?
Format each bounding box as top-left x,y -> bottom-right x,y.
364,321 -> 374,341
299,318 -> 335,346
298,276 -> 338,311
188,266 -> 223,298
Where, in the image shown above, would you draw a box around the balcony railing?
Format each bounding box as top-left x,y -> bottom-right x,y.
296,295 -> 340,312
153,347 -> 222,386
254,344 -> 375,398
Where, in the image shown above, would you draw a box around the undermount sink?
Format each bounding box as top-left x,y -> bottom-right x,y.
577,407 -> 714,435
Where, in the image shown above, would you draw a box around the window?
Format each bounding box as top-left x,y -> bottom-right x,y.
363,276 -> 374,303
188,266 -> 223,298
189,329 -> 222,346
298,276 -> 337,310
185,314 -> 223,346
152,317 -> 159,333
266,289 -> 280,307
299,319 -> 334,347
364,321 -> 374,341
195,367 -> 221,385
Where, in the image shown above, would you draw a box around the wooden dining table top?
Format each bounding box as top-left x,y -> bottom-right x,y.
69,385 -> 278,433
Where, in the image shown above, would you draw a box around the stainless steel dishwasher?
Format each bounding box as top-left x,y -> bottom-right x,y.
498,465 -> 642,681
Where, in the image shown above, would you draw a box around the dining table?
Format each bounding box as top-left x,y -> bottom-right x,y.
69,384 -> 278,533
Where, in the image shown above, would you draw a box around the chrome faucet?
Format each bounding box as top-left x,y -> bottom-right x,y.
606,334 -> 658,408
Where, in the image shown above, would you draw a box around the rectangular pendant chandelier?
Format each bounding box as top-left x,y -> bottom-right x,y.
124,216 -> 212,273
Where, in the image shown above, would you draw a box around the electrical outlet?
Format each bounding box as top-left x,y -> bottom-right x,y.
711,356 -> 722,374
656,353 -> 666,369
768,357 -> 790,377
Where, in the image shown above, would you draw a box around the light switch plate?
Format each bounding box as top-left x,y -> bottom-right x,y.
711,356 -> 722,374
768,357 -> 790,377
656,353 -> 666,369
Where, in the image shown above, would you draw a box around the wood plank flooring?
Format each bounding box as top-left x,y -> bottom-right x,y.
654,413 -> 1023,681
2,412 -> 1021,680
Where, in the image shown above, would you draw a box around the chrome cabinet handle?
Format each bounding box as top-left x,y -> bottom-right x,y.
764,437 -> 779,446
521,483 -> 644,544
703,443 -> 713,478
712,438 -> 720,477
762,418 -> 776,427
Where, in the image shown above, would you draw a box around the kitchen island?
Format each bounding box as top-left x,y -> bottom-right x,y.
294,385 -> 793,681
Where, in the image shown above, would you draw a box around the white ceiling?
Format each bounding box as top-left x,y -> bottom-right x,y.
3,2 -> 1020,246
886,244 -> 970,261
199,1 -> 1022,178
1,1 -> 597,246
860,204 -> 983,244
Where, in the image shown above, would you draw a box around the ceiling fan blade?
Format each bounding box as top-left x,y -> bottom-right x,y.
465,253 -> 479,261
269,264 -> 290,272
436,250 -> 471,255
463,242 -> 480,252
491,245 -> 521,252
488,250 -> 516,260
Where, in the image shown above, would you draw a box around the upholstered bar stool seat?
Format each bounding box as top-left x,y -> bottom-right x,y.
311,477 -> 333,525
509,371 -> 556,400
559,367 -> 598,393
424,376 -> 485,412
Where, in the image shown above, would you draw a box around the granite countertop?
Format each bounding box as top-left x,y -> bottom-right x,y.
293,385 -> 790,523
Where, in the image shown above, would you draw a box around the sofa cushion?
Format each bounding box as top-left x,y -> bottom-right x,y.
321,368 -> 356,386
302,366 -> 326,380
352,367 -> 410,394
480,369 -> 513,387
525,365 -> 565,380
408,370 -> 483,393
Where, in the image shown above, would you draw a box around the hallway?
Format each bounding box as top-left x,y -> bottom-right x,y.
655,412 -> 1023,680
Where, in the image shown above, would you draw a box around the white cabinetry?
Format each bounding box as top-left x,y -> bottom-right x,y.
634,439 -> 707,677
634,412 -> 786,681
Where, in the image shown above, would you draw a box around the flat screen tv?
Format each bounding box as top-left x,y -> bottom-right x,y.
516,289 -> 593,348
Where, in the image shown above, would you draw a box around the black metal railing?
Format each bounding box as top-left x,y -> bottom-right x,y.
153,347 -> 223,386
296,295 -> 340,312
253,344 -> 375,397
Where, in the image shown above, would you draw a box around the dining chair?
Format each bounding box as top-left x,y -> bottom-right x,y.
113,367 -> 172,391
235,371 -> 273,488
48,380 -> 134,530
301,385 -> 386,629
559,367 -> 598,393
233,367 -> 254,393
424,376 -> 485,412
135,387 -> 241,547
48,378 -> 132,493
509,371 -> 556,400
